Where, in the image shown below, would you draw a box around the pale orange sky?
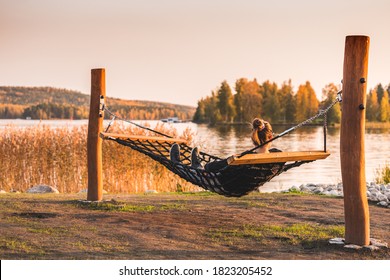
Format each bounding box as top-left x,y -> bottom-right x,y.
1,0 -> 389,106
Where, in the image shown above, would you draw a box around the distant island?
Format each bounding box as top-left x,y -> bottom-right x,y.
0,86 -> 195,120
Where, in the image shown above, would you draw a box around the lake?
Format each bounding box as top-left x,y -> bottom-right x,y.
2,119 -> 389,192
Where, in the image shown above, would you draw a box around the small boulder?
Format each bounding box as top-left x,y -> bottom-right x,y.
378,194 -> 388,202
306,183 -> 317,189
329,190 -> 340,196
329,238 -> 345,245
370,238 -> 388,248
377,201 -> 388,207
27,185 -> 59,194
363,245 -> 381,251
344,244 -> 362,250
145,190 -> 158,194
368,187 -> 379,194
326,184 -> 337,191
300,186 -> 311,193
289,185 -> 300,192
313,187 -> 324,194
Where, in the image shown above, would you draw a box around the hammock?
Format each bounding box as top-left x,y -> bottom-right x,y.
100,132 -> 329,197
100,92 -> 340,197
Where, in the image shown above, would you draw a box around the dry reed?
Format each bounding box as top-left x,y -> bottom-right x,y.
0,123 -> 201,193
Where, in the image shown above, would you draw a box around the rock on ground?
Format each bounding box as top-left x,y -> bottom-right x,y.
26,185 -> 59,194
288,182 -> 390,208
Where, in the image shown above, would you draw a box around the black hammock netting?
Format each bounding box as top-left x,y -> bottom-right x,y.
103,135 -> 309,197
100,91 -> 341,197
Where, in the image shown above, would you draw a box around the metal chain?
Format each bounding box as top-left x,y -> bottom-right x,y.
289,91 -> 341,131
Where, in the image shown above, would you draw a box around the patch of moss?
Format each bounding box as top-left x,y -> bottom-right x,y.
175,191 -> 218,197
75,201 -> 155,212
208,223 -> 345,247
0,237 -> 44,255
72,200 -> 188,212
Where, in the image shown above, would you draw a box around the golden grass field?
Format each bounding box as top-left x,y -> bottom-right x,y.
0,124 -> 200,193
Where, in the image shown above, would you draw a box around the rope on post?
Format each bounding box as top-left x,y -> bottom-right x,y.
104,115 -> 116,133
103,107 -> 174,138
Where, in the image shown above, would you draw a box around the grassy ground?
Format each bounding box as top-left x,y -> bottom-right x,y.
0,192 -> 389,260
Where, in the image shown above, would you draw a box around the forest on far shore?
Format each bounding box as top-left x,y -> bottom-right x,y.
2,81 -> 390,125
0,86 -> 195,121
193,78 -> 390,125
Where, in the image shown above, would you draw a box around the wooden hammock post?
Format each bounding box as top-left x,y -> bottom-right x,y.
340,35 -> 370,245
87,68 -> 106,201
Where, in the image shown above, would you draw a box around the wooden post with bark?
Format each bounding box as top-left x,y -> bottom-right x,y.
340,35 -> 370,245
87,68 -> 105,201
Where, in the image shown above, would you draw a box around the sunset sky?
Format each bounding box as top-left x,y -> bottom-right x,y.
1,0 -> 389,106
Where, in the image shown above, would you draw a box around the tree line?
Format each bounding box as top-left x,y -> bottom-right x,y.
0,86 -> 195,120
0,103 -> 194,121
366,84 -> 390,122
193,78 -> 390,124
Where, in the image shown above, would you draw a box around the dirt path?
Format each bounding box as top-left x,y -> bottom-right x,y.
0,192 -> 389,259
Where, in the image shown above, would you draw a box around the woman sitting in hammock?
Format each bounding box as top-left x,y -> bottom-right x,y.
170,118 -> 280,171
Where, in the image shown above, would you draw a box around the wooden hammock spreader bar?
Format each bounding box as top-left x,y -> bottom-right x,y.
100,132 -> 187,144
227,151 -> 330,165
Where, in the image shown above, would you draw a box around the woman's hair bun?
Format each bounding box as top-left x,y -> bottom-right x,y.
252,118 -> 264,130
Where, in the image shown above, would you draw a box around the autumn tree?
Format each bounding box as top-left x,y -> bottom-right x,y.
295,81 -> 319,122
234,78 -> 262,122
366,89 -> 379,122
321,83 -> 341,124
217,81 -> 235,122
379,89 -> 390,122
260,81 -> 281,122
0,104 -> 25,119
240,91 -> 263,123
204,91 -> 222,125
279,80 -> 295,123
193,99 -> 206,123
376,83 -> 385,104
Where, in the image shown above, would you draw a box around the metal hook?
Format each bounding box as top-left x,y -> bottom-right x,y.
336,90 -> 343,102
99,95 -> 105,117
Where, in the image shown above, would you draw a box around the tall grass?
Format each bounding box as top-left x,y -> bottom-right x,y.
0,123 -> 201,193
375,162 -> 390,184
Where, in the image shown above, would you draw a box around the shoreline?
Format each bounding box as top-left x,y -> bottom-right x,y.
281,182 -> 390,208
193,121 -> 390,129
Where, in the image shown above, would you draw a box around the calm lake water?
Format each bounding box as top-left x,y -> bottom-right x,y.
2,119 -> 390,192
